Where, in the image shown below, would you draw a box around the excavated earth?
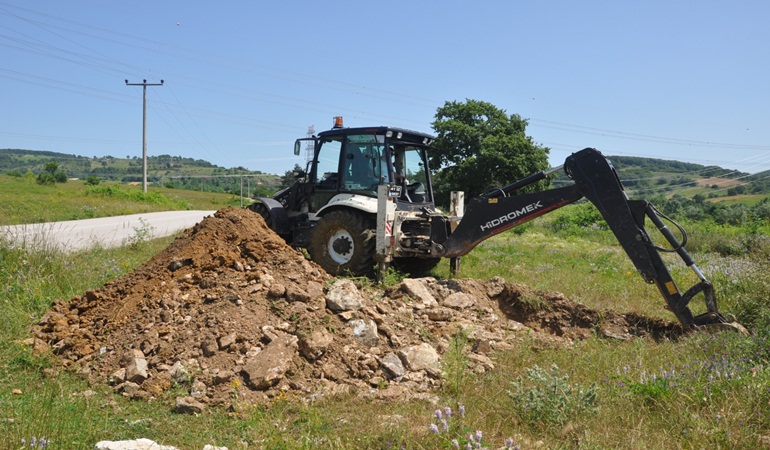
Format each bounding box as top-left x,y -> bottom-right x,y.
31,207 -> 681,410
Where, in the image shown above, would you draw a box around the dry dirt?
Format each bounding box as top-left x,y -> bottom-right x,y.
30,207 -> 681,410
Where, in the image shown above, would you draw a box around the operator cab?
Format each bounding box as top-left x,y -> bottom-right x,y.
294,118 -> 436,212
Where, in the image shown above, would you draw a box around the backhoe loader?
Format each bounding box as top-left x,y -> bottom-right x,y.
249,117 -> 740,329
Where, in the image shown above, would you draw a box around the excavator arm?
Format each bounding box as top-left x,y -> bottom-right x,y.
431,147 -> 731,329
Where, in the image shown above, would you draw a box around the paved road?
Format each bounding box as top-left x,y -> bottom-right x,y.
0,210 -> 216,253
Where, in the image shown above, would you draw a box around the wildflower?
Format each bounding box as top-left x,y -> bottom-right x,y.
505,437 -> 514,448
458,404 -> 466,417
441,419 -> 449,432
435,409 -> 443,420
429,423 -> 440,434
444,406 -> 453,418
452,439 -> 460,449
475,430 -> 483,442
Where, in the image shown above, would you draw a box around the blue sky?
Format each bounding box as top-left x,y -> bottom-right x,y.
2,1 -> 769,176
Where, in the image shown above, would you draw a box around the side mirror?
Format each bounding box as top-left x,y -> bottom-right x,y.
293,140 -> 301,156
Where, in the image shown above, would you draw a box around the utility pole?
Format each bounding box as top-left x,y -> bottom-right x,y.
125,79 -> 163,193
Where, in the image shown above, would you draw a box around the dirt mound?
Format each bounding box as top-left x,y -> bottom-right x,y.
31,207 -> 680,408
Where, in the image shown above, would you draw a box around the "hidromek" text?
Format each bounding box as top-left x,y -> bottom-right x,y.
479,201 -> 543,231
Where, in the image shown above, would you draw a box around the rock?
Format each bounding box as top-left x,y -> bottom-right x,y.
286,284 -> 311,303
467,352 -> 495,372
201,340 -> 218,357
212,369 -> 234,385
173,396 -> 206,415
325,279 -> 366,312
109,368 -> 126,385
486,276 -> 506,297
298,329 -> 334,360
217,333 -> 237,350
425,307 -> 453,321
400,279 -> 438,308
122,349 -> 148,384
268,283 -> 287,298
380,352 -> 406,379
398,343 -> 441,375
170,361 -> 190,384
242,335 -> 298,389
93,438 -> 179,450
443,292 -> 476,309
190,380 -> 207,399
349,318 -> 379,347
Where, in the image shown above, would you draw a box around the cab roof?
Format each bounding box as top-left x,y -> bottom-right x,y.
316,126 -> 435,145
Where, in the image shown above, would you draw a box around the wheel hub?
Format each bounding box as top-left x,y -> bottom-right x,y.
328,230 -> 354,264
332,236 -> 352,255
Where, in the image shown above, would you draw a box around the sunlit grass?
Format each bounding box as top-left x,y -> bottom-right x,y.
0,175 -> 239,225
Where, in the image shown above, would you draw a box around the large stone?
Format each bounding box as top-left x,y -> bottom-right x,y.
217,333 -> 237,350
350,318 -> 379,347
286,284 -> 311,303
380,352 -> 406,379
325,279 -> 366,312
93,438 -> 178,450
399,343 -> 440,374
122,349 -> 148,384
242,335 -> 298,389
170,361 -> 190,384
400,279 -> 438,308
173,396 -> 206,415
298,329 -> 334,360
443,292 -> 476,309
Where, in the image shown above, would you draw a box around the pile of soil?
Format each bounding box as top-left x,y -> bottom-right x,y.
31,207 -> 680,408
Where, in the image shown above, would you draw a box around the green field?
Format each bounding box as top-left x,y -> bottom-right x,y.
1,186 -> 770,449
0,174 -> 243,225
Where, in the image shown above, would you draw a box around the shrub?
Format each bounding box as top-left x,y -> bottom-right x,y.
507,364 -> 598,427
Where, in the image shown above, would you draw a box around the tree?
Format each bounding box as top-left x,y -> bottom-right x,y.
280,164 -> 305,189
36,161 -> 68,185
431,99 -> 550,201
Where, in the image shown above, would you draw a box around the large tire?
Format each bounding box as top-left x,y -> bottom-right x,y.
308,210 -> 376,277
246,202 -> 272,228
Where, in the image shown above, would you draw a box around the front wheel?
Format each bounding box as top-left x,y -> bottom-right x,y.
246,202 -> 272,228
308,210 -> 376,277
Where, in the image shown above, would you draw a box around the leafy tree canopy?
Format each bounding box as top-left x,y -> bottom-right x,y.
430,99 -> 550,199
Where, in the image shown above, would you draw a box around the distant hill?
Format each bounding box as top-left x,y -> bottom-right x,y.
0,149 -> 282,195
552,154 -> 769,198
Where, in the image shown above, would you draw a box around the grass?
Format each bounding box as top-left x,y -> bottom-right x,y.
1,198 -> 769,448
0,175 -> 242,225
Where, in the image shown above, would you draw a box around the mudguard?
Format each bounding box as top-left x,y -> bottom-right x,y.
316,193 -> 379,216
251,197 -> 291,234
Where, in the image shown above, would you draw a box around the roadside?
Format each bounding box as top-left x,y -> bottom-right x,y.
0,210 -> 216,252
